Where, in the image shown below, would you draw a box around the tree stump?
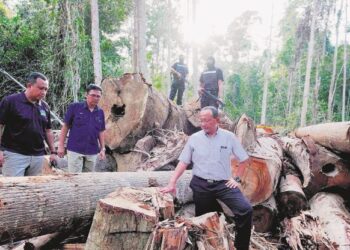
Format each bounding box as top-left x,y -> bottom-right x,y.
252,195 -> 277,233
85,187 -> 174,250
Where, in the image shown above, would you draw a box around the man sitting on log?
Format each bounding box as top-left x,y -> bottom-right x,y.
57,84 -> 106,173
161,106 -> 252,250
0,72 -> 56,176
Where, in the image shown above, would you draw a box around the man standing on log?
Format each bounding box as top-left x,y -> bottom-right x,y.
199,56 -> 224,108
161,106 -> 252,250
57,84 -> 106,173
169,55 -> 189,106
0,72 -> 56,176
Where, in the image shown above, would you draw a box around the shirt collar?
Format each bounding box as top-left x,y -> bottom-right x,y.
205,126 -> 219,137
21,92 -> 42,105
83,101 -> 99,111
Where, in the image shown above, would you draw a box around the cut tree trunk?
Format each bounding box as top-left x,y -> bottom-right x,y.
85,187 -> 174,250
302,136 -> 350,198
0,171 -> 193,244
234,113 -> 257,150
309,192 -> 350,250
232,137 -> 283,205
278,174 -> 308,218
293,122 -> 350,154
99,74 -> 190,152
279,136 -> 311,187
252,195 -> 277,233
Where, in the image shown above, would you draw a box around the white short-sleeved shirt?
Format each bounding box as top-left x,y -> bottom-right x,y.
179,128 -> 249,181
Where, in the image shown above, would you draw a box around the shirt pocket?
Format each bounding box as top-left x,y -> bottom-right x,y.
219,146 -> 230,161
74,113 -> 87,127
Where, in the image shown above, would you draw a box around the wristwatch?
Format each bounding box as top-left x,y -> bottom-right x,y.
234,176 -> 241,183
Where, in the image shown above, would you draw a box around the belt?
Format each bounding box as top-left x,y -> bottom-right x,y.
194,175 -> 225,183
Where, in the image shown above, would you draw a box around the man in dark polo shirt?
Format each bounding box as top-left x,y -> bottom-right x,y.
0,72 -> 56,176
57,84 -> 106,173
169,55 -> 189,105
199,56 -> 224,108
161,106 -> 252,250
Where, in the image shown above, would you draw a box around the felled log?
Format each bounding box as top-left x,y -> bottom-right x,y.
279,136 -> 311,187
281,211 -> 335,250
85,187 -> 174,250
63,243 -> 85,250
252,195 -> 277,233
0,171 -> 192,244
302,136 -> 350,198
99,74 -> 190,152
234,113 -> 257,150
293,122 -> 350,154
11,233 -> 59,250
232,136 -> 283,205
310,192 -> 350,250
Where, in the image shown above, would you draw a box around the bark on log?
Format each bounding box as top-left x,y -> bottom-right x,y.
63,243 -> 85,250
279,136 -> 311,187
302,136 -> 350,198
0,171 -> 193,244
99,74 -> 190,152
85,187 -> 174,250
252,195 -> 277,233
234,113 -> 257,150
293,122 -> 350,154
309,192 -> 350,250
281,211 -> 335,250
278,174 -> 308,218
232,137 -> 283,205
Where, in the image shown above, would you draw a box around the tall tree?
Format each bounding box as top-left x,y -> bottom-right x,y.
91,0 -> 102,85
342,0 -> 347,121
260,1 -> 274,124
300,0 -> 317,127
327,0 -> 343,121
133,0 -> 149,81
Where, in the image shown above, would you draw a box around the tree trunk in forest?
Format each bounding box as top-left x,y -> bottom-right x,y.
260,1 -> 273,125
342,0 -> 348,121
90,0 -> 102,85
133,0 -> 149,81
85,187 -> 174,250
328,0 -> 343,121
300,0 -> 317,127
309,192 -> 350,250
252,195 -> 277,233
293,122 -> 350,154
301,136 -> 350,198
0,171 -> 192,245
99,75 -> 190,151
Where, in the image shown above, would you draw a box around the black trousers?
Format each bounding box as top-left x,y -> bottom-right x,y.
169,80 -> 185,105
190,175 -> 253,250
200,89 -> 219,108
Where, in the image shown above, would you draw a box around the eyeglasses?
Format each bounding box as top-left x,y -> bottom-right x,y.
88,94 -> 101,98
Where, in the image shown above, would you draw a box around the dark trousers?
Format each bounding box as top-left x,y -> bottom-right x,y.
200,89 -> 219,108
169,80 -> 185,105
190,176 -> 253,250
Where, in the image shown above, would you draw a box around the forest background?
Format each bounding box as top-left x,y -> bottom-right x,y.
0,0 -> 349,132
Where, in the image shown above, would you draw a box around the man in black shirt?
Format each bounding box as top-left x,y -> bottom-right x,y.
199,56 -> 224,108
169,55 -> 189,105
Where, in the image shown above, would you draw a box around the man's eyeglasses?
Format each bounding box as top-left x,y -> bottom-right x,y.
88,94 -> 101,98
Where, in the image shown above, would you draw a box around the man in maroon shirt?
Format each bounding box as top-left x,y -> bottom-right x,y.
0,72 -> 56,176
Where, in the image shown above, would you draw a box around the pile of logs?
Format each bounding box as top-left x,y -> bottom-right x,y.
0,73 -> 350,249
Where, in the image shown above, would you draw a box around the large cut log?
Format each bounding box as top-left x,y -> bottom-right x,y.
293,122 -> 350,154
234,113 -> 257,150
309,192 -> 350,250
281,211 -> 335,250
252,195 -> 277,233
278,174 -> 308,219
85,187 -> 174,250
0,171 -> 193,245
302,136 -> 350,198
279,136 -> 311,187
99,74 -> 190,152
232,136 -> 283,205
